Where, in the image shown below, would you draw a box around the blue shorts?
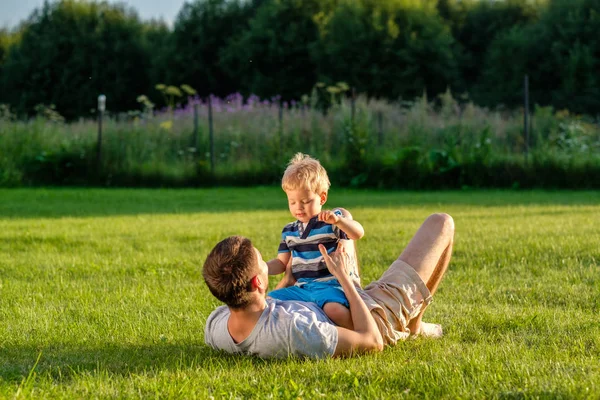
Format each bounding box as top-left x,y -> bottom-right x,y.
268,278 -> 349,308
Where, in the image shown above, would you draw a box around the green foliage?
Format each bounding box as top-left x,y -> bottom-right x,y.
477,25 -> 533,107
140,20 -> 171,97
2,90 -> 598,189
136,95 -> 155,116
535,0 -> 600,113
2,0 -> 600,117
0,27 -> 22,105
315,0 -> 457,99
33,104 -> 65,123
22,147 -> 93,185
166,0 -> 254,98
0,0 -> 152,119
220,0 -> 321,100
479,0 -> 600,113
154,83 -> 190,110
0,104 -> 16,121
0,28 -> 10,67
444,0 -> 541,93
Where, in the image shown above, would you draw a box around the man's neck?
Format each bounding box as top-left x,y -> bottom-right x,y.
227,298 -> 267,344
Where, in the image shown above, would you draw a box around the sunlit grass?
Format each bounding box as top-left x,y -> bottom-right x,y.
0,188 -> 598,398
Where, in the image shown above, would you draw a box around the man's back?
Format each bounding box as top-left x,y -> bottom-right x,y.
204,298 -> 338,359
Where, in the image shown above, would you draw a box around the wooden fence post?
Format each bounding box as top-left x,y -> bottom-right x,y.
193,103 -> 199,157
278,100 -> 284,161
524,75 -> 530,162
351,87 -> 356,125
377,111 -> 383,147
208,95 -> 215,173
97,94 -> 106,169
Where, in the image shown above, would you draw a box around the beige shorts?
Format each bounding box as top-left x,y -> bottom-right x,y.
357,259 -> 433,345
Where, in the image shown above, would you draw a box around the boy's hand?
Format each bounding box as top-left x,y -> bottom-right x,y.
318,242 -> 349,281
318,210 -> 340,225
274,265 -> 296,289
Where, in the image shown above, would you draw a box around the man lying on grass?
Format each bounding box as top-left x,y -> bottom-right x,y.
203,213 -> 454,358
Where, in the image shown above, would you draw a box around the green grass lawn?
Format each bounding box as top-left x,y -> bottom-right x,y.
0,188 -> 598,399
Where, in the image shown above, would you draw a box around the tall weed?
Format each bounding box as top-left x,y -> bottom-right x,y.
0,91 -> 598,188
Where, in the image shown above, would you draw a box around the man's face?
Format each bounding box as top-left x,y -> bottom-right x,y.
285,188 -> 326,223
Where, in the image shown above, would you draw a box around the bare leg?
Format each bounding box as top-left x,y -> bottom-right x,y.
397,213 -> 454,335
323,302 -> 354,330
407,239 -> 453,336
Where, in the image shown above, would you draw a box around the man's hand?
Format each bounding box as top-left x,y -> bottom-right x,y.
321,241 -> 384,357
318,210 -> 340,225
318,242 -> 349,281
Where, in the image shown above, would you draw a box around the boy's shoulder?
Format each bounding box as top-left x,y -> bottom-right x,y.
281,220 -> 300,232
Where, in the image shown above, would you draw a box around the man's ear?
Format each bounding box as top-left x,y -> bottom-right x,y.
250,275 -> 260,290
250,275 -> 265,291
320,192 -> 328,205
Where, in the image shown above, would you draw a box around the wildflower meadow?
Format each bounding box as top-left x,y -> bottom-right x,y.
1,89 -> 599,189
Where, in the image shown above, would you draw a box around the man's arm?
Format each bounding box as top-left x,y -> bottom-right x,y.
318,208 -> 364,240
318,244 -> 383,357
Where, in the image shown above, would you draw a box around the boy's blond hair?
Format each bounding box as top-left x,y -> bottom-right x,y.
281,153 -> 330,194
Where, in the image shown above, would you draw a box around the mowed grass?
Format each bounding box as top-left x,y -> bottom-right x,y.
0,188 -> 598,399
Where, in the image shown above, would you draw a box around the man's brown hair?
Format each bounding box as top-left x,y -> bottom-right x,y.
202,235 -> 257,309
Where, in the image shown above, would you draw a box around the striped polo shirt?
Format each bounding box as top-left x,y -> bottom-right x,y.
278,210 -> 348,281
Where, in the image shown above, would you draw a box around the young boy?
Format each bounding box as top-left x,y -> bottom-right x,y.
267,153 -> 364,329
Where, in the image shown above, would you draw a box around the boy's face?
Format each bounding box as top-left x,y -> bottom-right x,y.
285,188 -> 327,223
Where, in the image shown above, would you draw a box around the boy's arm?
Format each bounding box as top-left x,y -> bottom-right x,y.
273,259 -> 296,289
267,252 -> 290,275
318,244 -> 383,357
269,252 -> 296,289
318,208 -> 364,240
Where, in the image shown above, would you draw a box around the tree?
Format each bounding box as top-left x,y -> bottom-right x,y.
537,0 -> 600,113
164,0 -> 256,98
0,29 -> 10,104
450,0 -> 541,93
142,20 -> 172,94
1,0 -> 152,119
0,29 -> 10,67
315,0 -> 457,100
0,27 -> 22,105
220,0 -> 322,101
479,0 -> 600,113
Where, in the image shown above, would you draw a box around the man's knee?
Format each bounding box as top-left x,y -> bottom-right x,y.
426,213 -> 454,238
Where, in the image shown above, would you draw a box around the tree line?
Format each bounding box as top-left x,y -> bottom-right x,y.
0,0 -> 599,121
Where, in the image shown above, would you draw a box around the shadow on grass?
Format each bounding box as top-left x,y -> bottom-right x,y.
1,188 -> 599,220
0,343 -> 290,383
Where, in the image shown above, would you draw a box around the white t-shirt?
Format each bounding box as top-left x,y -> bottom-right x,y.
204,298 -> 339,359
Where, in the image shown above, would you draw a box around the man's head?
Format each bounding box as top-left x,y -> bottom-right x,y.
202,236 -> 267,309
281,153 -> 330,223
